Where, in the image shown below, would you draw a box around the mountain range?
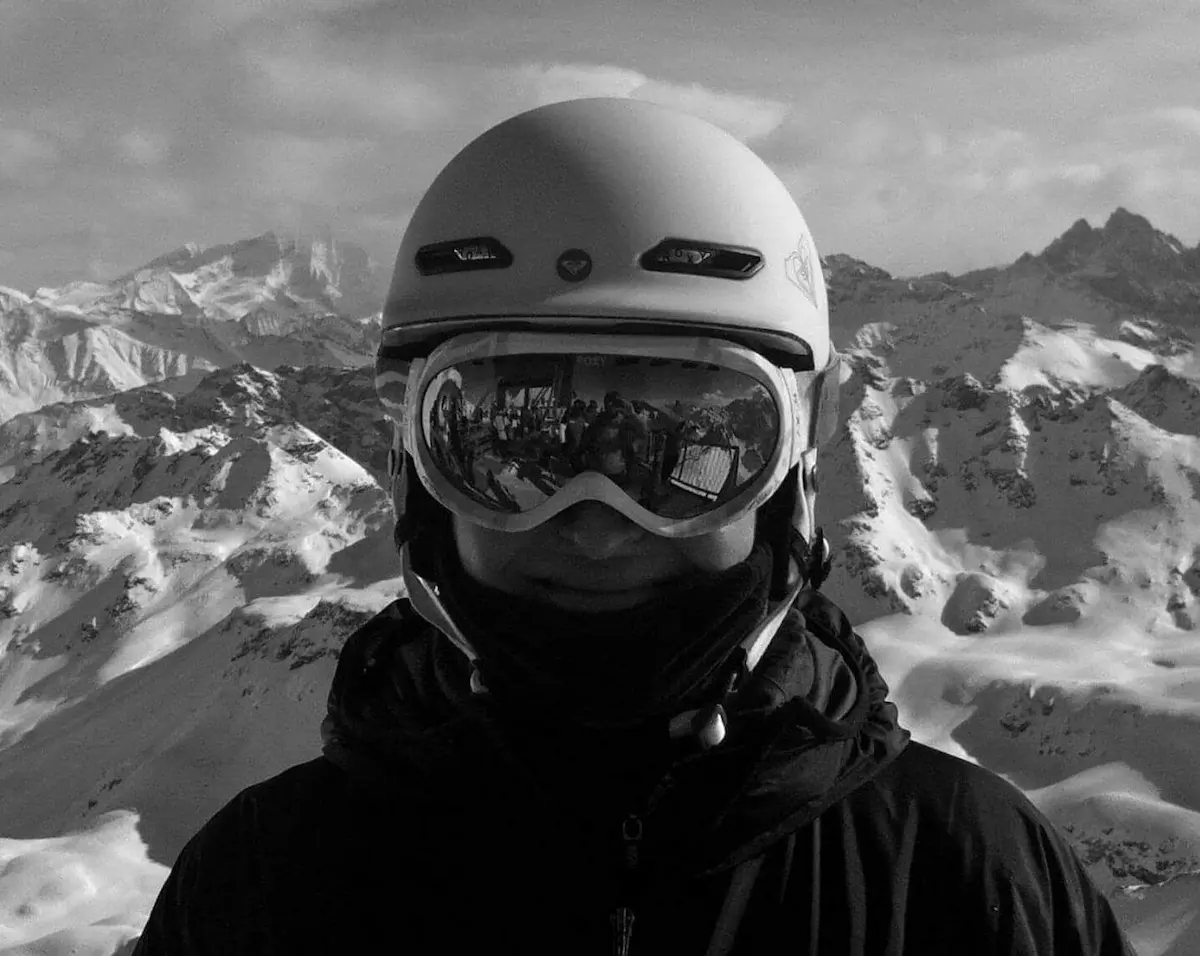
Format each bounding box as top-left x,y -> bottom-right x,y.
0,231 -> 386,423
1,208 -> 1199,955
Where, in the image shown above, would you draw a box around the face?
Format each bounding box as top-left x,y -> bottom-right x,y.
453,502 -> 757,613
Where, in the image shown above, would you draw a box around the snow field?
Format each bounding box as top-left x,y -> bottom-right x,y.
0,812 -> 166,954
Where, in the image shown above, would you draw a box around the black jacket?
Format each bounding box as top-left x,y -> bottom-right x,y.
133,590 -> 1135,955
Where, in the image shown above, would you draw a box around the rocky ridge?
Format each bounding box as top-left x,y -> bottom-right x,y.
817,210 -> 1199,634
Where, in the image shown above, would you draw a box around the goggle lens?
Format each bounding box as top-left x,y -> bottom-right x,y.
418,352 -> 781,521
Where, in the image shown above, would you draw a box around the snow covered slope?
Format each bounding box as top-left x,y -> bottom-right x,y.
815,209 -> 1200,954
0,209 -> 1198,953
0,363 -> 397,953
0,232 -> 385,424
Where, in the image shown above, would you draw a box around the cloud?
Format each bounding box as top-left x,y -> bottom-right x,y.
1064,163 -> 1107,187
772,114 -> 1188,273
25,107 -> 90,147
243,31 -> 450,133
1149,106 -> 1200,138
116,129 -> 171,167
0,128 -> 58,184
637,79 -> 789,142
233,132 -> 375,201
511,62 -> 789,142
803,115 -> 1035,192
184,0 -> 382,37
515,63 -> 646,103
126,180 -> 195,218
87,257 -> 120,282
1002,161 -> 1115,200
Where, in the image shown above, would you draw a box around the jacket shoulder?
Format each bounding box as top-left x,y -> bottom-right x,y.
335,597 -> 426,671
840,740 -> 1135,955
132,758 -> 381,955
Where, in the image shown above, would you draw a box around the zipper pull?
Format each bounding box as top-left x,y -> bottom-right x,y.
610,905 -> 636,956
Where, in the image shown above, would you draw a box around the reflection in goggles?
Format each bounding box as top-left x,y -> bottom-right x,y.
419,354 -> 779,520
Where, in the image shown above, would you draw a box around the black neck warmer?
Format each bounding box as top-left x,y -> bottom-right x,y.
429,537 -> 776,729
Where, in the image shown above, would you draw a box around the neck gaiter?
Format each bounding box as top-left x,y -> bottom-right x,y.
429,536 -> 775,728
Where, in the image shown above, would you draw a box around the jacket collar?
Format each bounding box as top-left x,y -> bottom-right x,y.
320,588 -> 910,874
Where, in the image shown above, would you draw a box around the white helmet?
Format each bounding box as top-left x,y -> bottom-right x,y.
381,96 -> 831,371
378,98 -> 836,661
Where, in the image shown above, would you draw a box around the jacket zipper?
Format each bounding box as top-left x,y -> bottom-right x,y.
610,813 -> 643,956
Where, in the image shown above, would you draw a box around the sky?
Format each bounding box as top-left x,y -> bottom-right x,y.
2,0 -> 1199,293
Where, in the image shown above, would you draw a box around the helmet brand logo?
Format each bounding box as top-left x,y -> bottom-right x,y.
639,238 -> 763,280
784,235 -> 817,307
454,244 -> 497,262
662,247 -> 712,266
556,248 -> 593,283
415,237 -> 513,275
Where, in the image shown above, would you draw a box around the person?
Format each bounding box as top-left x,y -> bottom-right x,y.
580,391 -> 641,480
492,402 -> 508,449
132,98 -> 1135,955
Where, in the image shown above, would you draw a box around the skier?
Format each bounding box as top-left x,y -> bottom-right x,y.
133,98 -> 1135,954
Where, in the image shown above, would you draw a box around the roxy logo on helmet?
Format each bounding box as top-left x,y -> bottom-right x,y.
414,236 -> 513,275
454,244 -> 498,262
556,248 -> 593,282
638,238 -> 763,280
663,247 -> 712,266
784,235 -> 817,308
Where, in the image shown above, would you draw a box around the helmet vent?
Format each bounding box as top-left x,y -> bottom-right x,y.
415,237 -> 514,276
640,238 -> 764,280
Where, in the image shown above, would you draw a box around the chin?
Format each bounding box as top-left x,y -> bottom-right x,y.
530,582 -> 657,613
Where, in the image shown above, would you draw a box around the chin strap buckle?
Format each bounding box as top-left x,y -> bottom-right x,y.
666,649 -> 746,749
794,526 -> 832,591
668,703 -> 728,750
469,662 -> 489,696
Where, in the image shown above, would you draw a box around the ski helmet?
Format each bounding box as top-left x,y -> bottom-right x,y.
377,97 -> 837,604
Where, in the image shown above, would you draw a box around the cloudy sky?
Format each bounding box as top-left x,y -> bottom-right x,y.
3,0 -> 1199,292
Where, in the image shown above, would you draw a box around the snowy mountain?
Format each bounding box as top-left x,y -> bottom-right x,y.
0,232 -> 386,424
0,363 -> 398,953
813,211 -> 1200,954
0,210 -> 1198,954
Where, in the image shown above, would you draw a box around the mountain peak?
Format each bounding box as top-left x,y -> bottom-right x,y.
1104,207 -> 1154,235
822,253 -> 894,283
1036,218 -> 1097,274
1062,217 -> 1094,243
1033,209 -> 1200,313
95,231 -> 387,322
0,285 -> 32,309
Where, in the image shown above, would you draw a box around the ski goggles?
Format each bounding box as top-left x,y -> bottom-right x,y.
377,331 -> 841,537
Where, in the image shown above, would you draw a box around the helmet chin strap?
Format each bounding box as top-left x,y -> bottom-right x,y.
400,544 -> 490,695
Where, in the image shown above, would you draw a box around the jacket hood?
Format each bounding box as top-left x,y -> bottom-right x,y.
320,588 -> 909,875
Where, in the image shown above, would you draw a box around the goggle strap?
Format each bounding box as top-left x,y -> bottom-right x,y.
804,350 -> 842,448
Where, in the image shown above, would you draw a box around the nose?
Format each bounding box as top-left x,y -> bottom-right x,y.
553,501 -> 645,559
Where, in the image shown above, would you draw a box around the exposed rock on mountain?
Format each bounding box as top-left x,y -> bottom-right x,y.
1112,364 -> 1200,436
0,232 -> 386,424
941,571 -> 1019,634
1021,207 -> 1200,319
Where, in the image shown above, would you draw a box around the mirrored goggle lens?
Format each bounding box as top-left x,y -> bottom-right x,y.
419,353 -> 782,520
